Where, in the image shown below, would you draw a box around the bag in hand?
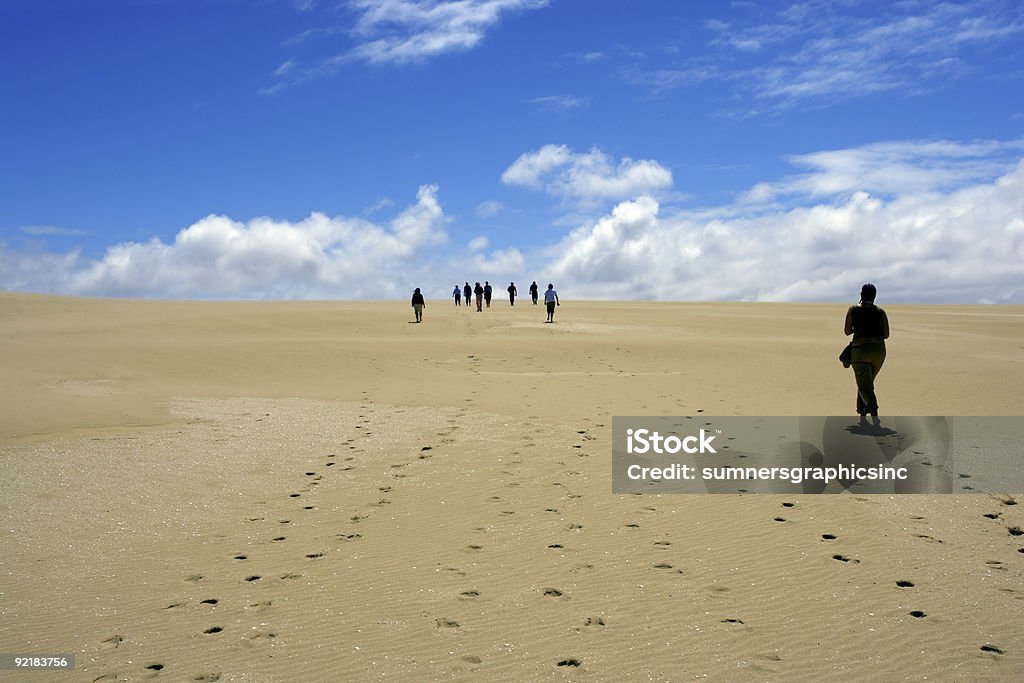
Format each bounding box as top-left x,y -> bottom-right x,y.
839,343 -> 853,368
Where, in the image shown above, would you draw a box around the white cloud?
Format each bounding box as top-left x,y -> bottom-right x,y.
743,139 -> 1024,203
263,0 -> 549,92
6,142 -> 1023,304
273,59 -> 297,77
502,144 -> 673,207
348,0 -> 548,65
544,145 -> 1024,303
528,94 -> 589,112
2,186 -> 448,300
474,200 -> 504,218
633,1 -> 1024,113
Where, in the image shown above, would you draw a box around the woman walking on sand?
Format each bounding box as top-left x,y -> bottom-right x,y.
844,283 -> 889,422
411,287 -> 426,323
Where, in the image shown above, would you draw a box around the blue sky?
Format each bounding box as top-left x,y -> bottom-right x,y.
2,0 -> 1023,302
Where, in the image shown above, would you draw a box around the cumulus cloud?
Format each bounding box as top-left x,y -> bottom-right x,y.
545,148 -> 1024,303
5,141 -> 1023,303
501,144 -> 673,207
2,185 -> 448,300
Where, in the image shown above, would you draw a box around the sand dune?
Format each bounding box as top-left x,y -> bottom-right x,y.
1,293 -> 1022,681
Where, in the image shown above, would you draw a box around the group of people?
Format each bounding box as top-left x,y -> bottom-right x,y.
416,280 -> 890,420
411,281 -> 561,323
449,281 -> 559,320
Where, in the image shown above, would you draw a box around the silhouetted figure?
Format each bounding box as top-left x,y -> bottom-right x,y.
507,282 -> 517,306
463,282 -> 472,307
411,287 -> 426,323
844,283 -> 890,423
452,285 -> 461,306
474,282 -> 484,312
544,283 -> 560,323
484,281 -> 493,308
529,281 -> 539,305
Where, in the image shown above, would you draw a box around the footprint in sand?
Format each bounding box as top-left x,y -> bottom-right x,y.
435,618 -> 460,628
101,634 -> 124,648
200,598 -> 219,605
543,588 -> 564,597
909,610 -> 926,618
203,626 -> 223,634
832,554 -> 860,564
981,644 -> 1005,655
460,590 -> 480,599
556,658 -> 581,668
583,617 -> 606,626
193,672 -> 222,681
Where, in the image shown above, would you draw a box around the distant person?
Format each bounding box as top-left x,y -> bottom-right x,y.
844,283 -> 889,422
411,288 -> 426,323
507,282 -> 517,306
452,285 -> 462,306
544,283 -> 560,323
463,282 -> 472,307
474,282 -> 484,312
484,281 -> 493,308
529,281 -> 539,305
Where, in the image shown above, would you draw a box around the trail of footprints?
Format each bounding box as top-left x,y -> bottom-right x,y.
433,425 -> 607,672
767,497 -> 1019,657
91,423 -> 1020,679
92,406 -> 449,682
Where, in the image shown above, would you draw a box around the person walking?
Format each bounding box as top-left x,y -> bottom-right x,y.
507,282 -> 517,306
529,281 -> 539,305
411,287 -> 426,323
543,283 -> 560,323
452,285 -> 462,306
844,283 -> 889,422
474,282 -> 484,312
463,282 -> 472,308
484,281 -> 493,308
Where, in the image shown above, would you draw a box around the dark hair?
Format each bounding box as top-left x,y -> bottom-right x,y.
860,283 -> 877,303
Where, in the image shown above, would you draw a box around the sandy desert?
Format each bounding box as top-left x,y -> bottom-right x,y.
1,292 -> 1023,681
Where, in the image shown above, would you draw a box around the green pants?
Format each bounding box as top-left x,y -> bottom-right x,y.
851,341 -> 886,415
